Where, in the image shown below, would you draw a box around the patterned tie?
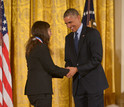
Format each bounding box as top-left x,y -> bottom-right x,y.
74,32 -> 78,54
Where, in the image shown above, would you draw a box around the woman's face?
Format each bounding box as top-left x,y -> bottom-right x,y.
48,28 -> 52,37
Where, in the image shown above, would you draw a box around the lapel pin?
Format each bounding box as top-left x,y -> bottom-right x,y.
82,35 -> 85,37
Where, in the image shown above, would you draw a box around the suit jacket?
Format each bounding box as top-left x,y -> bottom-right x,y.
65,26 -> 108,96
25,43 -> 69,95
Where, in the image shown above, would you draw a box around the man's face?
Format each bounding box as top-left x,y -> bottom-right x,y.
64,15 -> 81,32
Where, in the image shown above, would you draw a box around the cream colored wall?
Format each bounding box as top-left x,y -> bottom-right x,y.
121,0 -> 124,93
115,0 -> 124,105
115,0 -> 121,96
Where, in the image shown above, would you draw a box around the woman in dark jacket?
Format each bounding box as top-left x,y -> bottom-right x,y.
25,21 -> 69,107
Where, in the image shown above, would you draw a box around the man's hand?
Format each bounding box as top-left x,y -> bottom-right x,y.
66,67 -> 78,78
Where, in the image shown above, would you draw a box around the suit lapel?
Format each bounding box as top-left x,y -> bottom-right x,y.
69,26 -> 87,59
70,33 -> 77,58
77,26 -> 87,57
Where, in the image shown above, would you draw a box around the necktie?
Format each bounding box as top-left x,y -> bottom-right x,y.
74,32 -> 78,54
74,32 -> 80,79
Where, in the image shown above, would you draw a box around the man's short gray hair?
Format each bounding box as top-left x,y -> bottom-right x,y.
63,8 -> 79,18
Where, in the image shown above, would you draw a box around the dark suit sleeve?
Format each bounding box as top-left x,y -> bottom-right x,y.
78,29 -> 103,76
37,44 -> 69,78
65,36 -> 73,67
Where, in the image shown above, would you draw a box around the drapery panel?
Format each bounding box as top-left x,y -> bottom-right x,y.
4,0 -> 114,106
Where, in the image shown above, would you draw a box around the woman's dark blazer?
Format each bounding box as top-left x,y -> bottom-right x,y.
25,43 -> 69,95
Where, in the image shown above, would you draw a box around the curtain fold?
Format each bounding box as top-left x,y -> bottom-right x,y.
4,0 -> 115,106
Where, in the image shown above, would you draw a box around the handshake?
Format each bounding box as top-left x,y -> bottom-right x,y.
65,67 -> 78,78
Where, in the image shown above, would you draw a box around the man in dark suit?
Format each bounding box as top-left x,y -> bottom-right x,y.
63,8 -> 109,107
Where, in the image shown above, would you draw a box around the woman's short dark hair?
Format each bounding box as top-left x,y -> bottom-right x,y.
63,8 -> 79,18
26,21 -> 50,56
